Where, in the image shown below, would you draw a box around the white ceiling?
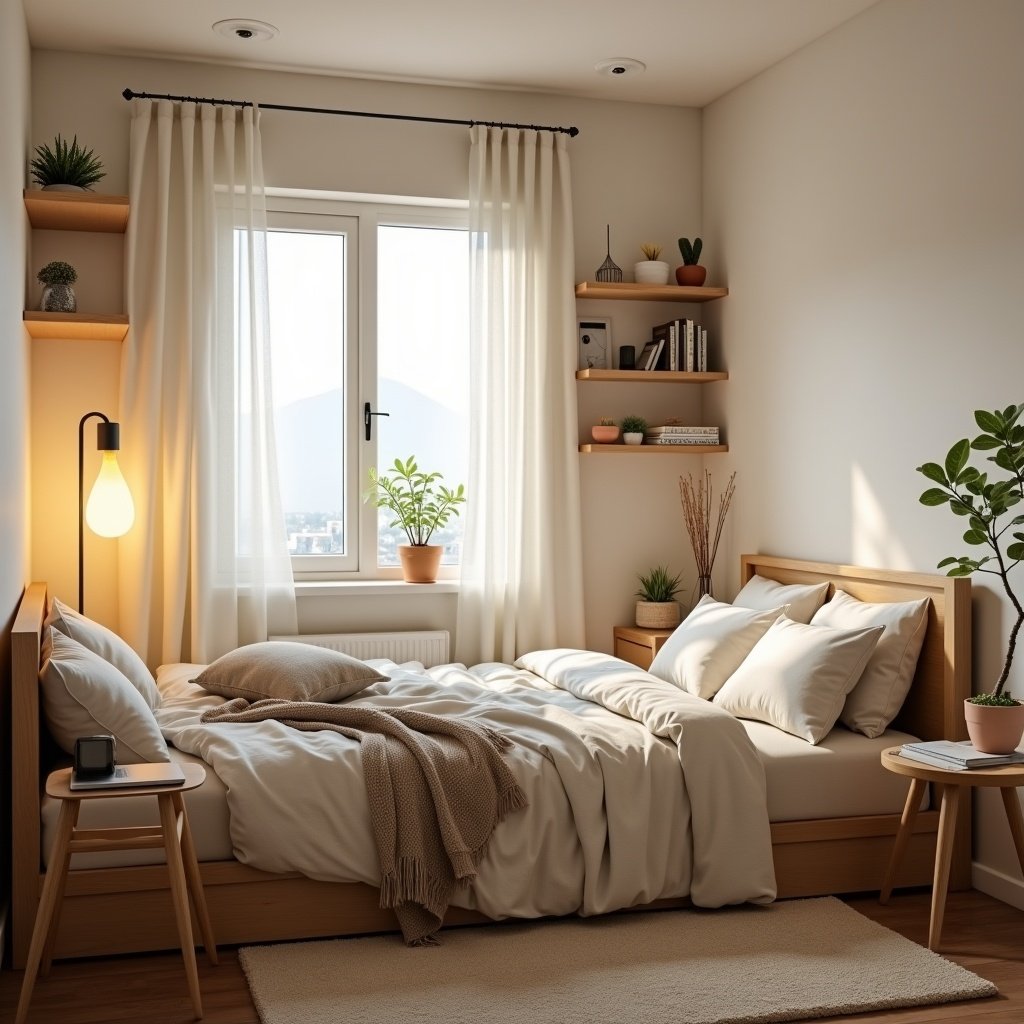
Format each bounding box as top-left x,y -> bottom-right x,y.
23,0 -> 879,107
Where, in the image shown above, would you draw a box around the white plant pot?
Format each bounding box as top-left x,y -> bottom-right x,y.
623,432 -> 644,445
633,261 -> 670,285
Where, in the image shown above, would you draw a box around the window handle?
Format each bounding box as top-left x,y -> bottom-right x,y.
364,402 -> 390,441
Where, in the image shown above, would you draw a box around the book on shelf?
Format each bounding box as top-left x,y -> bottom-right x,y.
634,340 -> 661,372
651,321 -> 677,371
647,425 -> 719,436
899,740 -> 1024,770
645,436 -> 721,446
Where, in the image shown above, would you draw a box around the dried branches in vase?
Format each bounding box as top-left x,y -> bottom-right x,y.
679,470 -> 737,600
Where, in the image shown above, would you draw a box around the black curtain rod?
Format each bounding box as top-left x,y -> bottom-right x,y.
121,88 -> 579,138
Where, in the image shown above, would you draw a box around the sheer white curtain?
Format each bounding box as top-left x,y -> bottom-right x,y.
455,126 -> 585,665
119,99 -> 296,666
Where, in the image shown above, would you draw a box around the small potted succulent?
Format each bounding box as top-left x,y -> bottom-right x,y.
365,456 -> 466,583
635,565 -> 683,629
621,415 -> 648,446
675,237 -> 706,287
592,418 -> 620,444
37,261 -> 78,313
917,403 -> 1024,752
30,134 -> 106,191
634,243 -> 670,286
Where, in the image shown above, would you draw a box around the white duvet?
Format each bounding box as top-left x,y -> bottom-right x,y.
155,649 -> 776,919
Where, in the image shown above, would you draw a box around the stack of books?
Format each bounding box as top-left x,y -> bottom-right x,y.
649,319 -> 709,372
899,739 -> 1024,771
645,425 -> 720,446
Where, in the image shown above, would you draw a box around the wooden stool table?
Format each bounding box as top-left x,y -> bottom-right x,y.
879,746 -> 1024,951
16,763 -> 217,1023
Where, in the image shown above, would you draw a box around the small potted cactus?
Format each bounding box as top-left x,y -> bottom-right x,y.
675,237 -> 706,287
592,418 -> 620,444
634,243 -> 670,285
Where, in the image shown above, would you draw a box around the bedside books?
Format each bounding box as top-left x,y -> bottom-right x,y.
899,740 -> 1024,771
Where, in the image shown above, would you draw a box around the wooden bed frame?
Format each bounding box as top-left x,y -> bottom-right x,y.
10,554 -> 972,967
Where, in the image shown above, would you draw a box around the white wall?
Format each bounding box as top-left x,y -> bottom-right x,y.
28,49 -> 710,652
703,0 -> 1024,904
0,0 -> 32,963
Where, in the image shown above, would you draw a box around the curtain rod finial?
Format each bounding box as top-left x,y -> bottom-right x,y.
122,88 -> 135,101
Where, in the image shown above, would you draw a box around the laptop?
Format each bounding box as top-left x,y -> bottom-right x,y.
70,762 -> 187,791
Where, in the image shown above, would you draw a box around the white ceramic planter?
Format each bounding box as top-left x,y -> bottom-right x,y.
623,432 -> 644,445
633,261 -> 670,285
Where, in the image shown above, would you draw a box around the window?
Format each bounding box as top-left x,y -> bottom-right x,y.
263,196 -> 470,579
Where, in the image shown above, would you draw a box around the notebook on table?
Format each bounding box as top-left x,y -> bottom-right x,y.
69,762 -> 187,791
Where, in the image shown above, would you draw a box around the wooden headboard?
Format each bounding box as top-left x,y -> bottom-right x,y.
740,554 -> 971,742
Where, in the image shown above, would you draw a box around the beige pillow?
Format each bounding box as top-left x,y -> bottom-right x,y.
812,589 -> 930,738
733,574 -> 829,624
193,641 -> 389,703
648,595 -> 785,699
712,616 -> 884,744
45,596 -> 160,710
39,628 -> 170,764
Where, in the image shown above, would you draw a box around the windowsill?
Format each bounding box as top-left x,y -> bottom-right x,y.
295,579 -> 460,598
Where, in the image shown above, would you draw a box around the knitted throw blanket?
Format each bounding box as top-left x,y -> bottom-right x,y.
200,697 -> 528,944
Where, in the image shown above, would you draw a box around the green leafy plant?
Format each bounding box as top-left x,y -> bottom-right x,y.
677,237 -> 703,266
365,456 -> 466,547
30,134 -> 106,189
620,415 -> 648,435
917,404 -> 1024,705
36,261 -> 77,286
636,565 -> 683,603
639,243 -> 662,261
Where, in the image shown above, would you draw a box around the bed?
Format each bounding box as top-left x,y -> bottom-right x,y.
10,554 -> 972,967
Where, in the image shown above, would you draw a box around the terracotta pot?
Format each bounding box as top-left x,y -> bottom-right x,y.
675,265 -> 707,287
591,425 -> 620,443
963,698 -> 1024,754
636,601 -> 681,629
398,544 -> 443,583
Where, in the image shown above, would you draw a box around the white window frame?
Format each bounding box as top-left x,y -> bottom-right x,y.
265,192 -> 469,582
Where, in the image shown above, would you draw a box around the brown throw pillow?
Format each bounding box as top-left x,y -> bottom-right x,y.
193,641 -> 389,703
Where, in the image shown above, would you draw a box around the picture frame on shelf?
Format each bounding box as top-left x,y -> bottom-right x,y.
578,317 -> 611,370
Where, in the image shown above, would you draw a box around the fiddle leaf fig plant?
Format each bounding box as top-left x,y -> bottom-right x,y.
677,237 -> 703,266
917,403 -> 1024,705
365,456 -> 466,547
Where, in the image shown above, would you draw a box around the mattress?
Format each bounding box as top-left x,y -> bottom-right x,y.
42,661 -> 921,869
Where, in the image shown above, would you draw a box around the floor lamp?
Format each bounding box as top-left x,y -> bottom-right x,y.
79,411 -> 135,613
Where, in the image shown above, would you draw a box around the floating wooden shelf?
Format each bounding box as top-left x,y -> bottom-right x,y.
576,368 -> 728,383
579,444 -> 729,454
23,312 -> 129,342
24,189 -> 129,233
575,282 -> 728,302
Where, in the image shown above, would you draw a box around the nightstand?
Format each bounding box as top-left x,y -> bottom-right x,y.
879,747 -> 1024,951
613,625 -> 674,670
16,764 -> 217,1024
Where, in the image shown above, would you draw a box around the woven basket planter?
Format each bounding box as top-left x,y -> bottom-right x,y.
635,601 -> 681,630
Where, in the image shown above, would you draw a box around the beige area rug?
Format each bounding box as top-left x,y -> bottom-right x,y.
239,897 -> 997,1024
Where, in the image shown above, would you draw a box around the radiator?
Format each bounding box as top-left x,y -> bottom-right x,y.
269,630 -> 450,668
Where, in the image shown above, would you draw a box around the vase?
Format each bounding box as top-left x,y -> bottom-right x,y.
675,265 -> 707,287
697,574 -> 714,598
634,261 -> 670,285
635,600 -> 681,629
398,544 -> 443,583
963,698 -> 1024,754
40,283 -> 76,313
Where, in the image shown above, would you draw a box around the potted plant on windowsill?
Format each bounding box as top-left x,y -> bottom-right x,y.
917,403 -> 1024,753
635,565 -> 683,629
366,456 -> 466,583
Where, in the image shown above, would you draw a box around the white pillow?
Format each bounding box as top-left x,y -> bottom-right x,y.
39,628 -> 170,764
712,616 -> 884,744
811,589 -> 930,738
45,596 -> 160,710
733,574 -> 829,624
648,595 -> 785,699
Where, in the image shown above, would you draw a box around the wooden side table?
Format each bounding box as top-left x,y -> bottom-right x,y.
16,763 -> 217,1024
613,625 -> 674,670
879,747 -> 1024,951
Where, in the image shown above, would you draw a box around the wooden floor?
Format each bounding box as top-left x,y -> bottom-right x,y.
1,889 -> 1022,1023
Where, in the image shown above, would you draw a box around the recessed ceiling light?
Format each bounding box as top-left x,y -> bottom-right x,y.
595,58 -> 646,78
213,19 -> 278,42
